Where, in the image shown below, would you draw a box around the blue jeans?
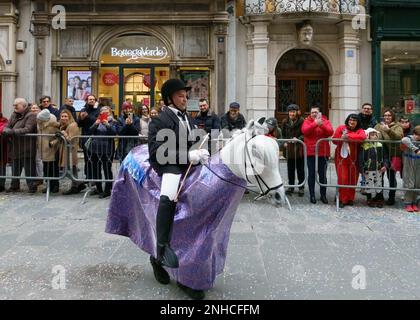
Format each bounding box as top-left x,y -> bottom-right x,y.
307,156 -> 328,198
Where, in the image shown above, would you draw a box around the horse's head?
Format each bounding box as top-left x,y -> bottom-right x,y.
220,117 -> 287,207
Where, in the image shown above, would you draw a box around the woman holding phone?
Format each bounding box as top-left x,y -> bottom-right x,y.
87,106 -> 119,198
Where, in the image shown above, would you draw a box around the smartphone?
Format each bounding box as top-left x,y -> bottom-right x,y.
317,112 -> 322,120
99,113 -> 108,122
128,112 -> 133,121
379,117 -> 385,124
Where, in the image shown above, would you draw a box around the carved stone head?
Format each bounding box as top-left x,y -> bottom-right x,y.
298,22 -> 313,46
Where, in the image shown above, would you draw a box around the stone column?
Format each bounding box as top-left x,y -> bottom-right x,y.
1,72 -> 18,118
31,21 -> 51,101
214,23 -> 228,115
247,17 -> 270,121
332,20 -> 361,126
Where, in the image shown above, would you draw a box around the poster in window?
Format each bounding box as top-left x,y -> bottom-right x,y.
179,70 -> 209,111
67,70 -> 93,111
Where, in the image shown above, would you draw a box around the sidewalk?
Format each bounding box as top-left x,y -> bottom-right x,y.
0,181 -> 419,300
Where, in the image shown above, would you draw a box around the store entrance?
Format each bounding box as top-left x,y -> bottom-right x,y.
98,65 -> 169,116
122,67 -> 152,115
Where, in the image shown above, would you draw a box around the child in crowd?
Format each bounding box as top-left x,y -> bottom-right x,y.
400,125 -> 420,212
358,128 -> 389,208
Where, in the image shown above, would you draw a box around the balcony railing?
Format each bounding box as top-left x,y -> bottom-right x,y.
244,0 -> 366,15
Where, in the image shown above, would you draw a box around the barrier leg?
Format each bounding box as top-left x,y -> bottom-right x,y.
45,180 -> 50,202
81,182 -> 93,205
336,187 -> 339,212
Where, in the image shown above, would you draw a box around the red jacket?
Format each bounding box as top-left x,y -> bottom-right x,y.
332,125 -> 366,164
0,117 -> 9,164
301,116 -> 334,156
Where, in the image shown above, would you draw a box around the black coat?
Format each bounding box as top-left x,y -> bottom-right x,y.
358,113 -> 378,130
358,141 -> 389,172
77,104 -> 100,136
220,112 -> 246,131
193,111 -> 221,134
281,116 -> 304,159
148,108 -> 197,175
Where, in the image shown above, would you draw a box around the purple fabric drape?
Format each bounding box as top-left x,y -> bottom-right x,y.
105,145 -> 246,290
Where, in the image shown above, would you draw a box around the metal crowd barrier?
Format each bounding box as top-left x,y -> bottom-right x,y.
0,133 -> 68,201
1,133 -> 310,205
315,138 -> 420,211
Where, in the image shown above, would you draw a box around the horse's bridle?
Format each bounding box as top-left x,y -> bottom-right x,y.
242,132 -> 283,199
205,131 -> 283,199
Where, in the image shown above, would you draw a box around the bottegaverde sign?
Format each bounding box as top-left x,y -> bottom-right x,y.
110,47 -> 168,61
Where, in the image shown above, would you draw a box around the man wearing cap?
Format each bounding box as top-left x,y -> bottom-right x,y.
220,102 -> 246,132
281,104 -> 305,196
148,78 -> 209,299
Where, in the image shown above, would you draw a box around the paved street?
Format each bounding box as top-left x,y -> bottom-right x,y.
0,180 -> 419,300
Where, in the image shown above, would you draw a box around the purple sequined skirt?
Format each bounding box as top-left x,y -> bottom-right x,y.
105,145 -> 246,290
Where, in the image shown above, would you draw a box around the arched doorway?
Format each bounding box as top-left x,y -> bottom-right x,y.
98,33 -> 170,115
275,49 -> 329,122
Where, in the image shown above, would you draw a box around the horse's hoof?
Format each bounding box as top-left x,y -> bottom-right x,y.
150,256 -> 170,285
177,282 -> 205,300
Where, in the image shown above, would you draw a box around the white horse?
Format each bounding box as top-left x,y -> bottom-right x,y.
216,117 -> 288,206
106,117 -> 288,294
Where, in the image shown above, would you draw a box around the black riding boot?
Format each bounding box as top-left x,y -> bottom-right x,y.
156,195 -> 179,268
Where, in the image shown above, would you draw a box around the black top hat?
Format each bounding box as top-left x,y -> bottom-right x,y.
161,79 -> 191,106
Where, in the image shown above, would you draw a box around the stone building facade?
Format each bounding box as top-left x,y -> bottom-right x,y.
0,0 -> 229,118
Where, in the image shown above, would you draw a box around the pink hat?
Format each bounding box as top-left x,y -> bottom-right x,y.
121,102 -> 132,111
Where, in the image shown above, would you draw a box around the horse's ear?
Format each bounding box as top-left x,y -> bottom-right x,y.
253,117 -> 268,135
245,120 -> 255,131
257,117 -> 266,125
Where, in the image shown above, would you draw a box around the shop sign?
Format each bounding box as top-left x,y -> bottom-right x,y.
405,99 -> 415,114
110,46 -> 168,62
102,72 -> 119,86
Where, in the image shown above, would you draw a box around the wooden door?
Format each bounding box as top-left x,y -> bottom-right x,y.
275,50 -> 329,124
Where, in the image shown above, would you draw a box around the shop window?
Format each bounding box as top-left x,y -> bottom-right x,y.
382,41 -> 420,119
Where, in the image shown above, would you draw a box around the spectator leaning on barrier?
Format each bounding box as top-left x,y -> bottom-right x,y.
358,103 -> 378,130
333,114 -> 366,208
52,109 -> 86,195
358,128 -> 389,208
116,102 -> 140,162
302,105 -> 334,204
40,95 -> 60,119
86,106 -> 119,199
374,109 -> 404,206
400,125 -> 420,213
2,98 -> 38,193
281,104 -> 305,197
36,109 -> 60,193
220,102 -> 246,132
0,112 -> 8,192
399,116 -> 412,137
